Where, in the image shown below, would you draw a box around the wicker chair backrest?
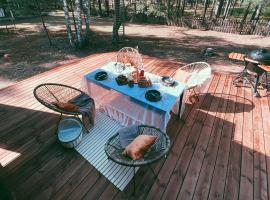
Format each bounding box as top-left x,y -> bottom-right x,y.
172,62 -> 211,88
33,83 -> 83,113
117,47 -> 143,69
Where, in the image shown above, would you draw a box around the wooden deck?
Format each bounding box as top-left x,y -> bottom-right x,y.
0,52 -> 270,200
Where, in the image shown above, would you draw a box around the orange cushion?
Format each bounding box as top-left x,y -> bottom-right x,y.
53,102 -> 79,112
123,135 -> 158,160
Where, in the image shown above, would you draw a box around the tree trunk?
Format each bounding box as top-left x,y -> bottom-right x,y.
167,0 -> 171,18
132,1 -> 137,21
105,0 -> 110,16
63,0 -> 74,46
34,0 -> 52,46
74,0 -> 82,44
113,0 -> 121,41
181,0 -> 186,16
92,0 -> 97,13
250,5 -> 258,21
229,0 -> 236,16
239,1 -> 251,34
215,0 -> 224,18
69,0 -> 78,39
193,0 -> 198,16
251,4 -> 262,33
176,0 -> 182,17
202,0 -> 209,20
82,0 -> 91,41
98,0 -> 102,16
210,0 -> 216,18
223,0 -> 232,19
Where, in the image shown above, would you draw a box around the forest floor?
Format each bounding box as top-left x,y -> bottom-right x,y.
0,11 -> 270,89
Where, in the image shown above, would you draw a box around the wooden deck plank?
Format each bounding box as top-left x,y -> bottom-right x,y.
144,76 -> 216,200
193,76 -> 234,200
161,74 -> 221,200
0,53 -> 270,200
223,85 -> 245,200
207,73 -> 237,200
253,90 -> 268,200
177,75 -> 231,200
239,86 -> 254,200
261,88 -> 270,200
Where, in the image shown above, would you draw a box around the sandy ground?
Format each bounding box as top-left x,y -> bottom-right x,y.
0,12 -> 270,89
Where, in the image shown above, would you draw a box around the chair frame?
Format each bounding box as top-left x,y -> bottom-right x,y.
171,62 -> 211,103
105,125 -> 170,195
116,47 -> 143,69
33,83 -> 91,132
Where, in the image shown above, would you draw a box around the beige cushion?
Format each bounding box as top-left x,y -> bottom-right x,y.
123,135 -> 158,160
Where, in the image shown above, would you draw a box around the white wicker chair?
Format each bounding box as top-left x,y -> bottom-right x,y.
116,47 -> 143,69
171,62 -> 212,102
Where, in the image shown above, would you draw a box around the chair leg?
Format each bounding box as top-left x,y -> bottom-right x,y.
253,75 -> 260,97
233,62 -> 248,85
56,113 -> 63,133
133,167 -> 136,196
148,165 -> 158,180
189,88 -> 199,103
76,115 -> 89,133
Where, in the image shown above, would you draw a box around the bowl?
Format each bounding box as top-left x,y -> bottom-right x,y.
145,90 -> 162,102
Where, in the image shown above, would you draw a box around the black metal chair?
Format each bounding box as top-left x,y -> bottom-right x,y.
33,83 -> 94,132
104,125 -> 170,194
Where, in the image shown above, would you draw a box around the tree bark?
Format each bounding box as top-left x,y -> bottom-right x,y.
251,4 -> 262,33
105,0 -> 110,16
250,5 -> 258,21
202,0 -> 209,20
181,0 -> 186,16
34,0 -> 52,46
215,0 -> 224,18
97,0 -> 102,16
193,0 -> 198,16
239,1 -> 251,34
223,0 -> 232,19
176,0 -> 182,17
63,0 -> 74,46
167,0 -> 171,18
210,0 -> 216,18
69,0 -> 78,39
113,0 -> 121,41
74,0 -> 82,44
82,0 -> 91,41
229,0 -> 236,16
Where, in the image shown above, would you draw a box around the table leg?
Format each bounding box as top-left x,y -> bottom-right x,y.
177,93 -> 184,118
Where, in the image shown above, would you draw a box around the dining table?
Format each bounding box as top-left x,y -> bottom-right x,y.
81,62 -> 186,130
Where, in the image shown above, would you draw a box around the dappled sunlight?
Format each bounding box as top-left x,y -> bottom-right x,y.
0,148 -> 21,167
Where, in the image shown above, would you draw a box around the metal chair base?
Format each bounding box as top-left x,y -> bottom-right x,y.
132,165 -> 159,196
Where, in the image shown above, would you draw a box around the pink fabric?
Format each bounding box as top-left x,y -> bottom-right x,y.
81,77 -> 184,130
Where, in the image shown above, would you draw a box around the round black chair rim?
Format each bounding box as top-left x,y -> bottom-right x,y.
104,125 -> 170,167
33,83 -> 86,115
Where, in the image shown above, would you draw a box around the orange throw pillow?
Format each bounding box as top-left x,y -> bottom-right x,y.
123,135 -> 158,160
53,102 -> 79,112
